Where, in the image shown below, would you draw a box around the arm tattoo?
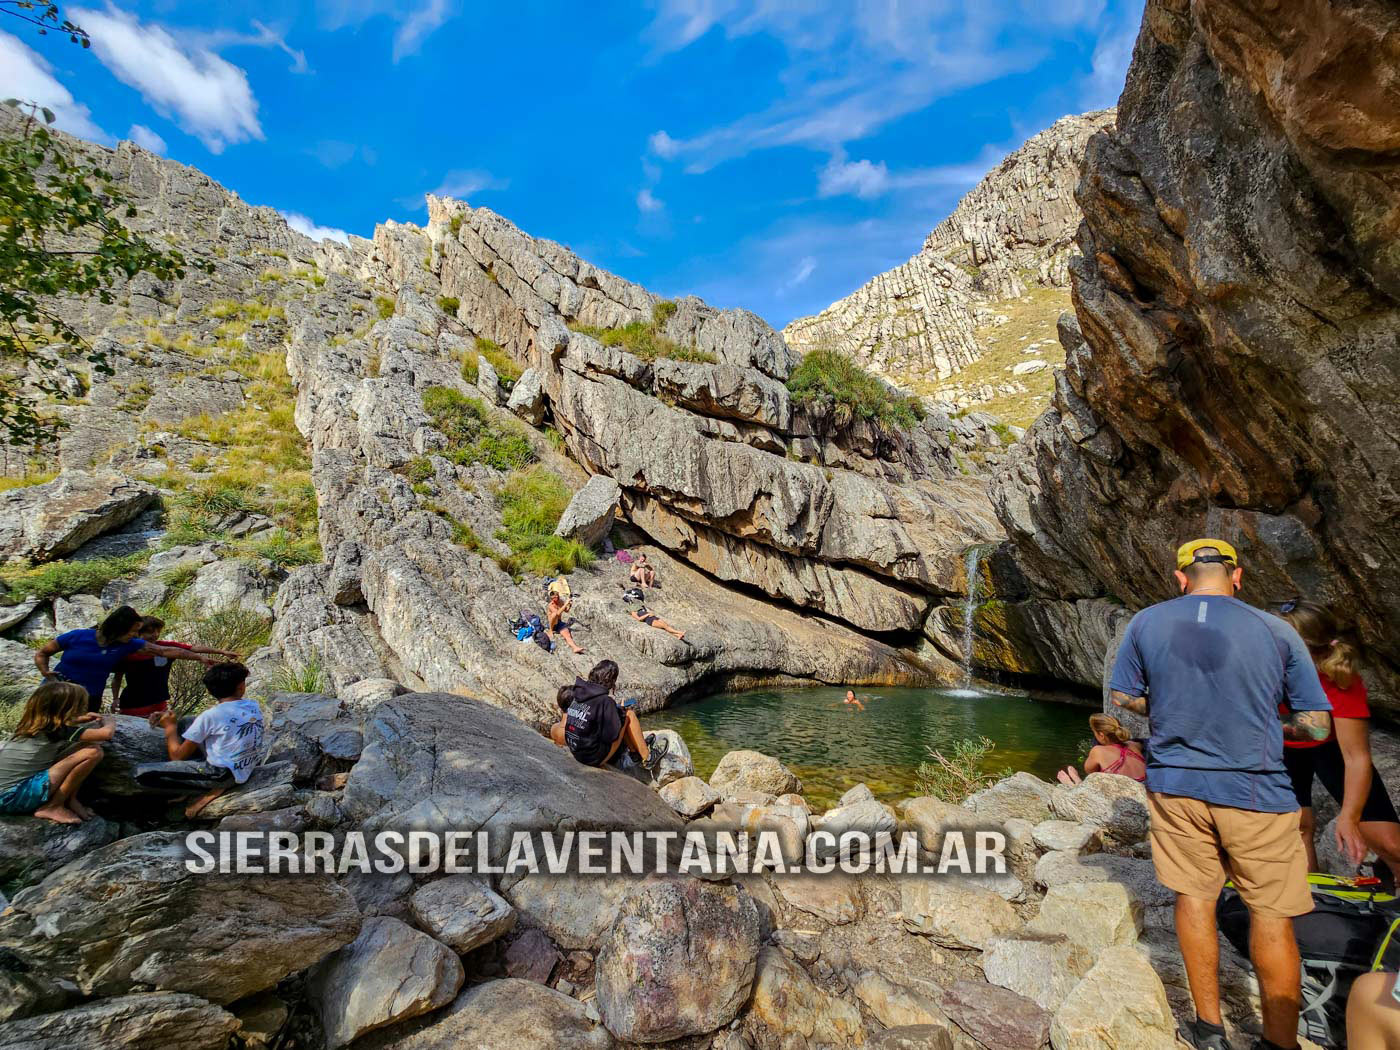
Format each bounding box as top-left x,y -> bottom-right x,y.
1110,689 -> 1148,715
1282,708 -> 1332,742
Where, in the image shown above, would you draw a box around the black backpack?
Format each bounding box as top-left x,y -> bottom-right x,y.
1218,874 -> 1400,1047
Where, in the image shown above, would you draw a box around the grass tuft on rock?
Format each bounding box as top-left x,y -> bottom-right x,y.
494,466 -> 594,577
422,387 -> 536,472
474,337 -> 522,384
787,346 -> 924,431
569,319 -> 716,365
2,552 -> 151,602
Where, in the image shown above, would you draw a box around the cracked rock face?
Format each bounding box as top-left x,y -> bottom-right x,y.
989,0 -> 1400,710
783,111 -> 1115,383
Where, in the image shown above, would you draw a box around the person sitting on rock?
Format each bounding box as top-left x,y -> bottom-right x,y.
0,681 -> 114,824
546,592 -> 585,655
34,605 -> 215,713
629,604 -> 686,641
137,663 -> 266,818
629,552 -> 656,589
110,616 -> 242,719
563,659 -> 668,775
1056,713 -> 1145,785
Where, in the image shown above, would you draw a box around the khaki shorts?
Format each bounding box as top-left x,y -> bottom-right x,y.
1148,792 -> 1313,918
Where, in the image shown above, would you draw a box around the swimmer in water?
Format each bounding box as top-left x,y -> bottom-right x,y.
841,689 -> 865,711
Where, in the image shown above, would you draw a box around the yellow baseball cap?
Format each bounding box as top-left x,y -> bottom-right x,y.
1176,538 -> 1239,570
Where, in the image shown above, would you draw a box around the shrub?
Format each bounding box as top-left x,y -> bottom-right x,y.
652,299 -> 678,325
913,737 -> 1013,804
406,456 -> 435,483
495,466 -> 595,577
460,354 -> 478,385
2,552 -> 150,602
569,320 -> 715,365
263,655 -> 329,697
241,530 -> 322,569
421,387 -> 536,471
164,609 -> 275,716
437,296 -> 460,314
0,682 -> 27,737
475,337 -> 522,384
375,296 -> 395,320
449,213 -> 464,234
786,347 -> 924,431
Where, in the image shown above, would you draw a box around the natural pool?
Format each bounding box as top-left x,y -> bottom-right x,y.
648,684 -> 1092,810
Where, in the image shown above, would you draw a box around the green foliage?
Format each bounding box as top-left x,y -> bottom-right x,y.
0,470 -> 56,492
1,3 -> 90,47
786,347 -> 924,431
913,736 -> 1013,804
406,456 -> 435,483
437,295 -> 460,314
375,296 -> 395,320
240,529 -> 321,569
0,682 -> 28,738
263,654 -> 329,697
652,299 -> 678,325
494,466 -> 595,577
421,386 -> 536,471
158,562 -> 200,604
475,337 -> 522,384
2,551 -> 149,601
164,609 -> 274,717
569,320 -> 716,365
449,213 -> 464,234
0,102 -> 207,445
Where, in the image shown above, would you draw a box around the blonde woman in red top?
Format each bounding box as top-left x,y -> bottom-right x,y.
1280,601 -> 1400,883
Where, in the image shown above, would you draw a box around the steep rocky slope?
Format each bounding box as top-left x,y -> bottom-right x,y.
990,0 -> 1400,711
0,107 -> 1016,720
783,111 -> 1114,421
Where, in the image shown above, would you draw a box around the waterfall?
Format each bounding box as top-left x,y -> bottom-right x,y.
958,545 -> 983,692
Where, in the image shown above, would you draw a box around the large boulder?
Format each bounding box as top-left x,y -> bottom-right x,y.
409,876 -> 516,953
709,750 -> 801,798
900,879 -> 1020,949
658,775 -> 719,819
964,772 -> 1054,824
376,978 -> 615,1050
0,831 -> 361,1004
0,992 -> 239,1050
981,932 -> 1094,1012
747,946 -> 865,1050
0,946 -> 76,1023
1034,850 -> 1174,908
306,916 -> 464,1049
1048,774 -> 1149,843
506,367 -> 546,424
595,876 -> 761,1043
0,472 -> 158,564
554,474 -> 620,549
1027,881 -> 1142,951
501,872 -> 636,952
1049,944 -> 1178,1050
0,816 -> 120,889
939,979 -> 1051,1050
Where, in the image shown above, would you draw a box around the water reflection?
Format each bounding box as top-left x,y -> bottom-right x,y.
649,684 -> 1091,810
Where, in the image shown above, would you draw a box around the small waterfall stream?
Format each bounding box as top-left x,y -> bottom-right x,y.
956,545 -> 984,694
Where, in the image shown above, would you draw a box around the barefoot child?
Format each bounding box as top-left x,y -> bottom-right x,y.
138,663 -> 265,818
0,681 -> 115,824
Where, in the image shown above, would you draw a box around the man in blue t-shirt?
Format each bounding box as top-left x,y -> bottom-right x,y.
1109,539 -> 1344,1050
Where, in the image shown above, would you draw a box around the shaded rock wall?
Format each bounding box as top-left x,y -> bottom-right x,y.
782,111 -> 1115,382
990,0 -> 1400,710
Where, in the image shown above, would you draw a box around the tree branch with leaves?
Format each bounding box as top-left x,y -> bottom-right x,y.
0,101 -> 208,447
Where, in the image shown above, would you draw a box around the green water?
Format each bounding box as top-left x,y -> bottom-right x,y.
649,685 -> 1092,810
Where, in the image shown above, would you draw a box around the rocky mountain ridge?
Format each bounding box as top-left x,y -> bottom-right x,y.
782,111 -> 1114,415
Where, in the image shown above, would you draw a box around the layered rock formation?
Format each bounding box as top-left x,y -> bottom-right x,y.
782,111 -> 1114,383
990,0 -> 1400,710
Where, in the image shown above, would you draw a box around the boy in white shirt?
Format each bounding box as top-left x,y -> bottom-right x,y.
140,663 -> 265,817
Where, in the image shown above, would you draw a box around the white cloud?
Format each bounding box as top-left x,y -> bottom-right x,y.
642,1 -> 1121,173
279,210 -> 352,245
1083,17 -> 1138,109
128,123 -> 167,154
198,21 -> 309,75
818,155 -> 889,199
431,169 -> 506,199
71,6 -> 262,153
0,30 -> 107,142
317,0 -> 457,61
637,187 -> 664,213
783,255 -> 817,291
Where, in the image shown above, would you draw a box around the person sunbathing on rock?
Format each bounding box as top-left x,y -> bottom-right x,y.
562,659 -> 668,775
629,552 -> 656,589
1056,713 -> 1145,785
629,604 -> 686,641
34,605 -> 216,713
546,592 -> 585,655
0,681 -> 114,824
137,663 -> 266,818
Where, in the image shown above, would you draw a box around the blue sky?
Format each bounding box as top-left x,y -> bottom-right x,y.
2,1 -> 1144,327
